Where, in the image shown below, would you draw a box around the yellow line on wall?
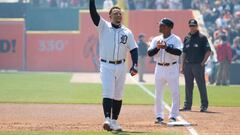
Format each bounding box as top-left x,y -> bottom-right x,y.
0,18 -> 25,21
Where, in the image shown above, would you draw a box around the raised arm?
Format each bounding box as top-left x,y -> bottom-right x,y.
89,0 -> 100,26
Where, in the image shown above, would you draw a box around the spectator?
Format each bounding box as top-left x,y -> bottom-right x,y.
60,0 -> 69,8
226,25 -> 238,45
213,26 -> 228,41
127,0 -> 136,10
103,0 -> 113,10
134,0 -> 145,10
216,35 -> 232,85
191,0 -> 201,10
182,0 -> 192,9
233,1 -> 240,12
215,13 -> 228,29
161,0 -> 170,9
49,0 -> 57,7
137,33 -> 148,82
146,0 -> 156,9
71,0 -> 80,7
223,10 -> 233,23
155,0 -> 164,9
32,0 -> 40,7
79,0 -> 88,9
169,0 -> 182,10
232,36 -> 240,62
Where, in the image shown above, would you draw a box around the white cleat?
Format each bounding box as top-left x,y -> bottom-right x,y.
103,117 -> 112,131
110,119 -> 122,131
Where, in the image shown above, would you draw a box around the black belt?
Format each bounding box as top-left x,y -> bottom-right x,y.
101,59 -> 125,64
158,61 -> 177,66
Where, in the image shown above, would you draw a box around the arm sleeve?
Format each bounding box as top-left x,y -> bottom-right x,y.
147,37 -> 159,57
165,37 -> 182,56
89,0 -> 100,26
130,48 -> 138,65
165,46 -> 182,56
148,47 -> 160,57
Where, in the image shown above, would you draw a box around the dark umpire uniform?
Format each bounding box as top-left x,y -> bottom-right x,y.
180,19 -> 212,112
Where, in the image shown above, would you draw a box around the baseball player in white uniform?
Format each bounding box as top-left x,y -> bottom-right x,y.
89,0 -> 138,131
148,18 -> 182,123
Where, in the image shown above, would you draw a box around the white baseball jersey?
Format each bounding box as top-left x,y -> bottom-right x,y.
96,17 -> 137,100
148,34 -> 182,63
98,17 -> 137,61
149,33 -> 182,119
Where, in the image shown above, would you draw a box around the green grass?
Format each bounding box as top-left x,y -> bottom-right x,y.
145,85 -> 240,107
0,131 -> 182,135
0,72 -> 240,107
0,72 -> 153,104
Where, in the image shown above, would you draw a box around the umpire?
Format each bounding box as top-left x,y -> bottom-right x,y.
180,19 -> 212,112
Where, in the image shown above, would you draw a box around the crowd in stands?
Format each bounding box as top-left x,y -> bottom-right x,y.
197,0 -> 240,62
195,0 -> 240,85
31,0 -> 89,8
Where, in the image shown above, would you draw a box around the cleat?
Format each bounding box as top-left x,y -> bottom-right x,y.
179,107 -> 191,111
110,119 -> 122,131
169,117 -> 176,122
155,117 -> 164,124
103,117 -> 112,131
200,107 -> 207,112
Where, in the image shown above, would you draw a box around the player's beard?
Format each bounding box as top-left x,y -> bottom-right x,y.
115,17 -> 122,24
159,28 -> 163,33
116,20 -> 121,24
111,17 -> 122,25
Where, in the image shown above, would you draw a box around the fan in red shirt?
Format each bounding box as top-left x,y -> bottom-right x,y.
216,35 -> 232,85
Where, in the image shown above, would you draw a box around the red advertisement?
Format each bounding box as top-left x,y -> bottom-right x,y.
0,19 -> 25,70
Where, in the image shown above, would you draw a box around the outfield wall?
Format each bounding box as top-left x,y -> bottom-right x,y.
0,10 -> 194,72
0,19 -> 25,70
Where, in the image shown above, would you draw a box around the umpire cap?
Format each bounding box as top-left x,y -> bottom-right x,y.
188,19 -> 198,26
159,18 -> 174,28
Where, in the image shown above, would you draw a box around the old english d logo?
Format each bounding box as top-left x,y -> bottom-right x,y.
194,44 -> 198,47
120,35 -> 128,44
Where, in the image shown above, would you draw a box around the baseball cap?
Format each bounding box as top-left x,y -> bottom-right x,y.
159,18 -> 174,28
188,19 -> 198,26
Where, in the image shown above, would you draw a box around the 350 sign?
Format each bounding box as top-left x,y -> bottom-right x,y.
38,40 -> 68,52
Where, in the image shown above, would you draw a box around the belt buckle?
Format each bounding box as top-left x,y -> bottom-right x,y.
163,63 -> 169,66
114,61 -> 117,64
